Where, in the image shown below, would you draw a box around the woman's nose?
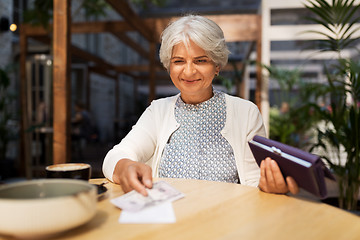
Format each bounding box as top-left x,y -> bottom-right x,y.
183,62 -> 196,75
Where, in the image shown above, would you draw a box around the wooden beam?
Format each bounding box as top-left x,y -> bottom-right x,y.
208,14 -> 260,42
105,0 -> 154,41
53,0 -> 71,164
22,23 -> 149,61
114,64 -> 156,72
148,14 -> 261,43
71,45 -> 116,72
22,23 -> 49,36
121,71 -> 139,79
31,36 -> 123,80
112,32 -> 149,59
29,36 -> 121,79
89,66 -> 117,80
23,20 -> 134,35
72,20 -> 133,33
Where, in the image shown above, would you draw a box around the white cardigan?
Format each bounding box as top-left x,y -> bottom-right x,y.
102,93 -> 266,187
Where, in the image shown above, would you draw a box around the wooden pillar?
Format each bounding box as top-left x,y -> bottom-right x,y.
53,0 -> 71,164
19,27 -> 32,178
148,41 -> 156,103
239,66 -> 246,99
237,41 -> 255,99
255,16 -> 263,112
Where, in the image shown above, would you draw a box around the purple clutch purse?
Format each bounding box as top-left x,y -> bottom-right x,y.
249,135 -> 335,198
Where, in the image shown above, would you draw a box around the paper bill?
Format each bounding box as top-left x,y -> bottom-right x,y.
110,181 -> 185,212
119,202 -> 176,224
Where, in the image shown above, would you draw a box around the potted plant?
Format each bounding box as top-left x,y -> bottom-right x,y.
304,0 -> 360,211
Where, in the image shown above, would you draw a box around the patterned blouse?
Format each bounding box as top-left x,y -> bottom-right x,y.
159,90 -> 239,183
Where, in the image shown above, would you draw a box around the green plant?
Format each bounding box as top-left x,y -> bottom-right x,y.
263,65 -> 301,104
264,65 -> 320,149
309,59 -> 360,210
304,0 -> 360,54
304,0 -> 360,210
269,107 -> 296,144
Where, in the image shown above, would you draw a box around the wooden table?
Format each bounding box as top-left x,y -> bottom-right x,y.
8,178 -> 360,240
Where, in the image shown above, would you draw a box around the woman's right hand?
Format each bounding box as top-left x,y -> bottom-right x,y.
112,159 -> 153,196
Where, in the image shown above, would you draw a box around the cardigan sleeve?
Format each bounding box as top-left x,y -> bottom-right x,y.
102,102 -> 159,182
242,102 -> 267,186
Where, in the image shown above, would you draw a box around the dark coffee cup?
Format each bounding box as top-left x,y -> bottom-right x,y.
46,163 -> 91,180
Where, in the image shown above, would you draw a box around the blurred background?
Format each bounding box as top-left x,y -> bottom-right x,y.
1,0 -> 359,183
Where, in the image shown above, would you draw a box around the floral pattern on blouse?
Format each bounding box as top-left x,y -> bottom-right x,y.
159,90 -> 239,183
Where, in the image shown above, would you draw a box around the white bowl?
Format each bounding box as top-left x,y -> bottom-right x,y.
0,179 -> 97,239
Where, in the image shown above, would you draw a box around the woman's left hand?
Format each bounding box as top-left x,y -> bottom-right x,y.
258,157 -> 299,195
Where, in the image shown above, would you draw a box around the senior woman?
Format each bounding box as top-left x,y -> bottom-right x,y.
102,15 -> 299,196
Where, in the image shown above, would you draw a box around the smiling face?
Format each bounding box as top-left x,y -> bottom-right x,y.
169,40 -> 220,104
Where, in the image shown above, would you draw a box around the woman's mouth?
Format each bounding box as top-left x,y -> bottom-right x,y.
182,79 -> 200,83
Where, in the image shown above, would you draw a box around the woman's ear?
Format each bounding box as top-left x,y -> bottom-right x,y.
215,65 -> 220,76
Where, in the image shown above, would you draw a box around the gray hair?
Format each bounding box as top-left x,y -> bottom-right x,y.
159,15 -> 230,71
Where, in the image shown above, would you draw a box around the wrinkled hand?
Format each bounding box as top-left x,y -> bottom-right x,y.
112,159 -> 153,196
258,157 -> 299,195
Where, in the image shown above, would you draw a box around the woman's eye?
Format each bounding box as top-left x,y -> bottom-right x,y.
172,60 -> 184,64
195,59 -> 208,64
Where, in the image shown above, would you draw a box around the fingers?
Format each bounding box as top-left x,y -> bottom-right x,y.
286,176 -> 299,195
112,159 -> 133,193
260,157 -> 286,193
258,160 -> 268,192
259,158 -> 298,195
112,159 -> 153,196
128,165 -> 148,196
269,159 -> 287,191
264,158 -> 276,190
141,167 -> 153,189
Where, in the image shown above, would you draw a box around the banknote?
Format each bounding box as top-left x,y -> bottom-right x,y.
111,181 -> 185,212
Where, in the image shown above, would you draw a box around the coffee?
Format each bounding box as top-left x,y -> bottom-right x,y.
46,163 -> 91,180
